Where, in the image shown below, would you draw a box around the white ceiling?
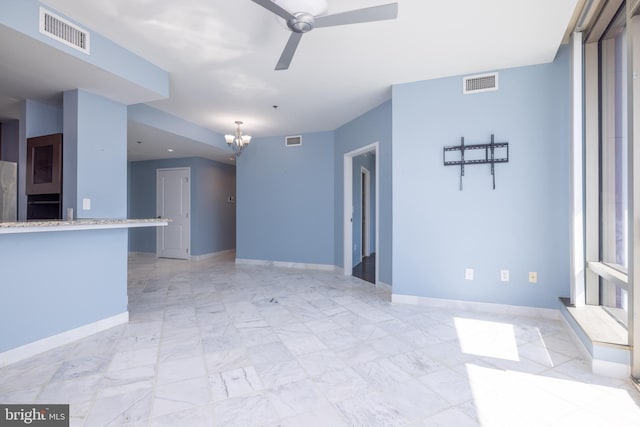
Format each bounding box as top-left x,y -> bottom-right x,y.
3,0 -> 579,162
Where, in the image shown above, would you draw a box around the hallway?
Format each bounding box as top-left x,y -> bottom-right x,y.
352,253 -> 376,284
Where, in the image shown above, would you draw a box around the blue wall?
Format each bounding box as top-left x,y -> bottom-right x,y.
67,90 -> 128,218
0,229 -> 128,352
237,132 -> 334,265
128,157 -> 236,256
335,101 -> 392,284
391,47 -> 571,309
62,91 -> 78,213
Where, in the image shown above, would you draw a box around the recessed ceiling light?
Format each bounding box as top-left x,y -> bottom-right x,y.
167,148 -> 174,152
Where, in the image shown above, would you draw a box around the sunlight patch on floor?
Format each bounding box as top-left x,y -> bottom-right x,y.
465,363 -> 640,426
454,317 -> 520,361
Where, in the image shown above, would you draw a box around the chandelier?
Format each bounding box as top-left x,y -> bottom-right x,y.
225,121 -> 252,157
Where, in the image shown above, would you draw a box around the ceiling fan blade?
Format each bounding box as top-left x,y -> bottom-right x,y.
250,0 -> 295,21
314,3 -> 398,28
276,32 -> 303,70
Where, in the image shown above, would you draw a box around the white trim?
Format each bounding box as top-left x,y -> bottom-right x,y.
391,293 -> 560,320
593,359 -> 631,378
344,154 -> 353,273
0,312 -> 128,368
629,13 -> 640,380
343,142 -> 379,284
191,249 -> 235,261
591,359 -> 631,378
569,31 -> 586,307
585,41 -> 601,306
235,258 -> 338,272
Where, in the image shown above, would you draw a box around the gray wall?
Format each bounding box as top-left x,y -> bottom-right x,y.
0,120 -> 19,162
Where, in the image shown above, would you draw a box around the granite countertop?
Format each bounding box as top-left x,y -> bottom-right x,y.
0,218 -> 169,234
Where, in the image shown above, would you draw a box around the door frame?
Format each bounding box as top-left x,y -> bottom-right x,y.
156,167 -> 191,259
344,142 -> 379,283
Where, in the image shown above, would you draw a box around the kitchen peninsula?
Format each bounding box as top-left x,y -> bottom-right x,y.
0,218 -> 168,234
0,218 -> 168,367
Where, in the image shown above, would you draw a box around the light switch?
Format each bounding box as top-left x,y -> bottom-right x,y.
82,198 -> 91,210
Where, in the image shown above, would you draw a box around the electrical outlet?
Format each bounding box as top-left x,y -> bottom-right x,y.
465,268 -> 474,281
529,272 -> 538,283
500,270 -> 509,282
82,198 -> 91,210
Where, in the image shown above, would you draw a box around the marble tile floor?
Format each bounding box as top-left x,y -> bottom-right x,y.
2,253 -> 640,426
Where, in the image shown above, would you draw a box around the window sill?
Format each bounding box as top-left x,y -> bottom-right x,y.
559,297 -> 630,378
560,297 -> 628,347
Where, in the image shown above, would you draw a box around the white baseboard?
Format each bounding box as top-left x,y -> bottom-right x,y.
128,251 -> 154,257
0,312 -> 129,368
391,293 -> 560,320
191,249 -> 235,261
235,258 -> 338,272
592,359 -> 630,378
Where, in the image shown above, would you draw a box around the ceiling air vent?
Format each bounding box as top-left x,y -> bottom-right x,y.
463,72 -> 498,94
285,136 -> 302,147
39,7 -> 90,54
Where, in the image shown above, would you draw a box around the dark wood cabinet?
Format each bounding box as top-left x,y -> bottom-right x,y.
26,133 -> 62,195
26,133 -> 62,219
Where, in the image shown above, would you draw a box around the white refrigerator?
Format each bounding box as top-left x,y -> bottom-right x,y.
0,160 -> 17,221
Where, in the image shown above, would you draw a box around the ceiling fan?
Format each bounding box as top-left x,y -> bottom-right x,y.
250,0 -> 399,70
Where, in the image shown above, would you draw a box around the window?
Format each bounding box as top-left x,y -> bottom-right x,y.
597,5 -> 631,327
583,1 -> 632,330
600,10 -> 629,273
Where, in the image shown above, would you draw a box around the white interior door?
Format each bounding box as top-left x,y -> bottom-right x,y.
156,167 -> 190,259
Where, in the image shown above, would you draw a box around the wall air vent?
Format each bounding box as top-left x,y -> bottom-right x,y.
39,7 -> 90,54
463,72 -> 498,94
285,136 -> 302,147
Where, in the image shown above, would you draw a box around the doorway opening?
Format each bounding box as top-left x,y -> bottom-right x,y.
343,143 -> 379,284
353,166 -> 374,283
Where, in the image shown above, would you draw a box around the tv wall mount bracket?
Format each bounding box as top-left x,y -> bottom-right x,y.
443,134 -> 509,190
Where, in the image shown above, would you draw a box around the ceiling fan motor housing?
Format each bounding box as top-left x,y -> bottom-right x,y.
287,12 -> 315,33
